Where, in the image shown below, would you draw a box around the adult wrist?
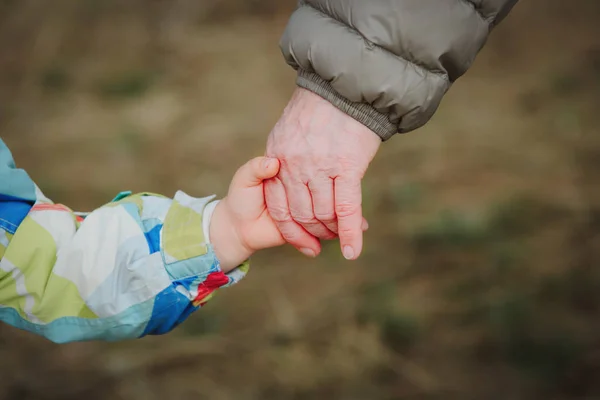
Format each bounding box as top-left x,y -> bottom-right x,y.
296,70 -> 395,141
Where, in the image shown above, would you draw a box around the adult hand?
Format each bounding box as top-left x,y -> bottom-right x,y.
265,88 -> 381,260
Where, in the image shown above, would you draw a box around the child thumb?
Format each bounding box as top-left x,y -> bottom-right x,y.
234,157 -> 280,188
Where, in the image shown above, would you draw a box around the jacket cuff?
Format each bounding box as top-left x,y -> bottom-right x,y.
296,69 -> 397,141
162,191 -> 248,287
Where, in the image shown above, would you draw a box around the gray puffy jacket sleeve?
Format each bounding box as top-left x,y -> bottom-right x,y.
280,0 -> 519,140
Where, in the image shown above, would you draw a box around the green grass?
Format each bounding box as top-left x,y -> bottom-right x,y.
411,209 -> 488,249
390,182 -> 423,211
379,312 -> 421,353
95,70 -> 155,99
40,66 -> 70,92
551,71 -> 583,96
355,281 -> 421,353
355,280 -> 397,325
179,306 -> 225,336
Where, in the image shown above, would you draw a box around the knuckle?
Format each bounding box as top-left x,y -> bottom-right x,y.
335,202 -> 360,218
307,226 -> 334,239
337,225 -> 357,240
275,224 -> 306,244
272,215 -> 292,224
280,228 -> 300,241
292,215 -> 318,225
338,224 -> 356,234
314,211 -> 336,222
289,209 -> 316,224
268,206 -> 291,223
325,222 -> 339,234
322,231 -> 338,240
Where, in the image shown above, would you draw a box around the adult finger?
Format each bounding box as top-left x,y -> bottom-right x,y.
283,171 -> 336,240
265,177 -> 321,257
308,177 -> 338,235
334,176 -> 363,260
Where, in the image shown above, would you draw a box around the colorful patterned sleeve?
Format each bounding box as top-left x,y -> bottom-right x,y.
0,139 -> 248,343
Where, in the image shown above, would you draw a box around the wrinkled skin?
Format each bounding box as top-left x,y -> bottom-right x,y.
265,88 -> 381,260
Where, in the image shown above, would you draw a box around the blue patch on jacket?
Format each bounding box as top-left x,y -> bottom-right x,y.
141,285 -> 198,336
144,224 -> 162,254
0,194 -> 34,234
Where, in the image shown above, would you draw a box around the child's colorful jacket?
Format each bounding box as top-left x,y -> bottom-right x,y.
0,138 -> 247,343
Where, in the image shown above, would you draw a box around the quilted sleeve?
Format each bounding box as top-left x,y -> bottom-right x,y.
280,0 -> 519,140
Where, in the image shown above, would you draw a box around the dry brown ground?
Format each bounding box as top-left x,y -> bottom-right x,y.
0,1 -> 599,399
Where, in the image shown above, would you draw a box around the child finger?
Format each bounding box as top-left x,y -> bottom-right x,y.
233,157 -> 280,188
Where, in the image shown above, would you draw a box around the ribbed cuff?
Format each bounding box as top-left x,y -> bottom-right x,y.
296,69 -> 397,141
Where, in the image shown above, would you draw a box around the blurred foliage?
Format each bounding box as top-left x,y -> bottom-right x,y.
379,312 -> 422,353
40,66 -> 71,93
179,306 -> 225,337
95,70 -> 155,99
411,209 -> 488,249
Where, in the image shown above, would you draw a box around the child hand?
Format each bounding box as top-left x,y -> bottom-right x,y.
210,157 -> 285,271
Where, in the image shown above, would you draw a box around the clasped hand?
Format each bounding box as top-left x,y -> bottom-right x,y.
265,88 -> 381,260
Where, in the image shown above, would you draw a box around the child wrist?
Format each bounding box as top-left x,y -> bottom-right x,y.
208,200 -> 250,273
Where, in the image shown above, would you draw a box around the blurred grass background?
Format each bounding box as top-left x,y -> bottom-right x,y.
1,0 -> 600,399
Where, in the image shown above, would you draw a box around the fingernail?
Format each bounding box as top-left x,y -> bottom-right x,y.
343,246 -> 355,260
363,220 -> 369,231
300,248 -> 316,258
